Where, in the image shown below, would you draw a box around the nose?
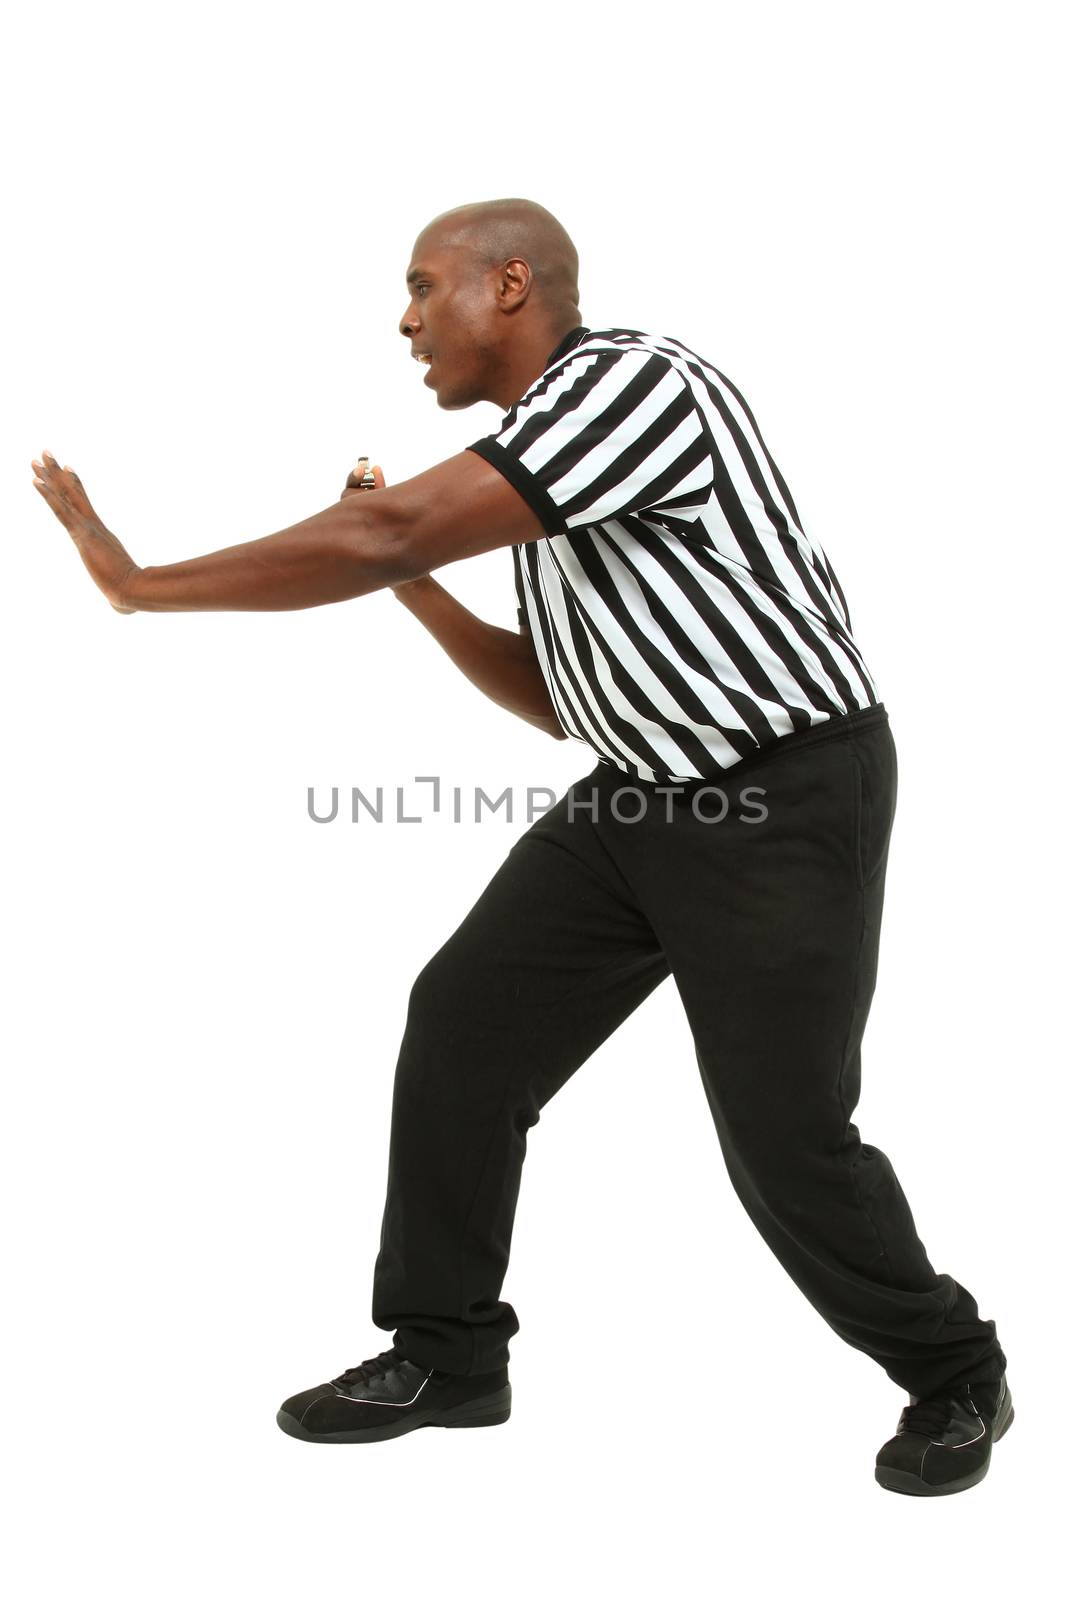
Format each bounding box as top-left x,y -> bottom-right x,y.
399,302 -> 420,339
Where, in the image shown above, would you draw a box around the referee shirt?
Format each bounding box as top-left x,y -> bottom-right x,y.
466,324 -> 880,784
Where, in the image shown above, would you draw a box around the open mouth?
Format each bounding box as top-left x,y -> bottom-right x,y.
410,348 -> 436,383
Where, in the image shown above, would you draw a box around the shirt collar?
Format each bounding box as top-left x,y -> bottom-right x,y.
541,323 -> 590,373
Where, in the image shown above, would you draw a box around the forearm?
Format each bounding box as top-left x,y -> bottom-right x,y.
394,576 -> 567,739
124,498 -> 408,612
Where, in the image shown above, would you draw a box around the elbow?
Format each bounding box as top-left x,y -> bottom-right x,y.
520,711 -> 567,741
381,514 -> 438,586
383,534 -> 426,587
340,496 -> 426,589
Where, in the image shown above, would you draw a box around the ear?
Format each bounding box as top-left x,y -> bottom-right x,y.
498,257 -> 533,311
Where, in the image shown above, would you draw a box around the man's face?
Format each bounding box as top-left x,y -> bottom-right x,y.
398,229 -> 499,410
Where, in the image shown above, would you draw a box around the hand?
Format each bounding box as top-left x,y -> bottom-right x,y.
340,456 -> 386,499
32,451 -> 140,613
340,457 -> 425,594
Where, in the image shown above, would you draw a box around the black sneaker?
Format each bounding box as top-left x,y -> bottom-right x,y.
874,1372 -> 1014,1495
276,1348 -> 512,1443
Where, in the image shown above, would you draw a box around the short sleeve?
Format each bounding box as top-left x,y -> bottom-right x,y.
466,347 -> 714,535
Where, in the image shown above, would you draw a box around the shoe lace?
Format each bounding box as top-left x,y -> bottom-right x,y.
899,1389 -> 970,1440
331,1349 -> 406,1389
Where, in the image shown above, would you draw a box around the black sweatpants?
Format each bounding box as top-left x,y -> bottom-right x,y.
371,703 -> 1007,1399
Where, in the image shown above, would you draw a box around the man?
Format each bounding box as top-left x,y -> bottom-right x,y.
32,197 -> 1012,1495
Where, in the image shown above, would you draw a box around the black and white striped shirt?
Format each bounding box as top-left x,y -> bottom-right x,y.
466,324 -> 880,783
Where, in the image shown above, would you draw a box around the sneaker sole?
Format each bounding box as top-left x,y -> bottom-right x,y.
875,1393 -> 1015,1496
276,1382 -> 513,1444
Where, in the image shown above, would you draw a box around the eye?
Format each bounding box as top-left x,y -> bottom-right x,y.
416,283 -> 429,297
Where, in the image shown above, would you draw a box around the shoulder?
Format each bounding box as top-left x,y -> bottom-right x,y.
559,328 -> 709,369
539,330 -> 713,402
493,328 -> 720,444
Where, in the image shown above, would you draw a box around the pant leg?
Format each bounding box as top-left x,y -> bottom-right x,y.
371,772 -> 670,1376
592,712 -> 1007,1398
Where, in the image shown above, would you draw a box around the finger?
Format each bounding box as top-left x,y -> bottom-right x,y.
62,467 -> 92,512
33,472 -> 74,519
35,456 -> 67,496
32,478 -> 67,521
39,452 -> 81,502
54,467 -> 87,509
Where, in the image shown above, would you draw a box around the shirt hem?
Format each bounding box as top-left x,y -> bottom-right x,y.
590,703 -> 889,788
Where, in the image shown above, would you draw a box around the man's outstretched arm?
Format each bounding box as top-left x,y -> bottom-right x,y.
30,448 -> 547,612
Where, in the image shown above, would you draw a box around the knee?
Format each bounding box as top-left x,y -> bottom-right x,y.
405,946 -> 467,1037
718,1112 -> 830,1192
394,947 -> 487,1105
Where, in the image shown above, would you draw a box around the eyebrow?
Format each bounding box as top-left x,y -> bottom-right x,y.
406,266 -> 430,285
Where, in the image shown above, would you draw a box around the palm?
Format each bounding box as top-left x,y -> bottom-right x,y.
32,451 -> 139,612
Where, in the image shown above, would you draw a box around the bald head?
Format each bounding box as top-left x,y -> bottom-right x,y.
419,198 -> 580,324
400,197 -> 584,411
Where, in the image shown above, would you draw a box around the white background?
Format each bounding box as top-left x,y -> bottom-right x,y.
2,1 -> 1063,1594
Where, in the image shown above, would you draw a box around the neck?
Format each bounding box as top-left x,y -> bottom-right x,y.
492,319 -> 584,409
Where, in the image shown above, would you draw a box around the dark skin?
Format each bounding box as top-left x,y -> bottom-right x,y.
31,208 -> 580,739
348,461 -> 566,741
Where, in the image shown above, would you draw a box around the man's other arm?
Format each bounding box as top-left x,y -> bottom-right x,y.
392,577 -> 567,740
